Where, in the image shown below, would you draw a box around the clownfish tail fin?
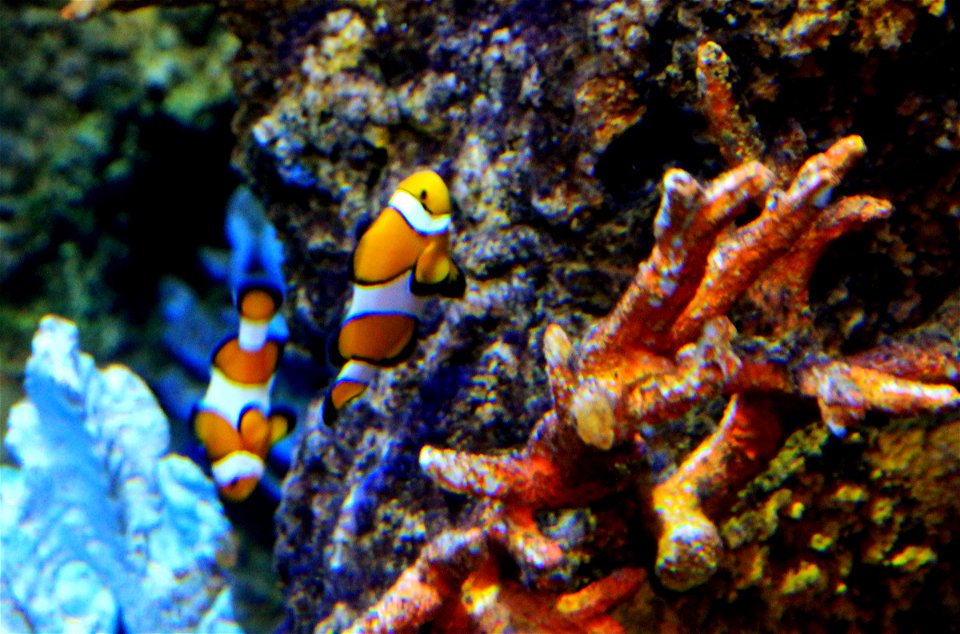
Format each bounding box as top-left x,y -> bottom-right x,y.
226,186 -> 286,308
321,360 -> 378,427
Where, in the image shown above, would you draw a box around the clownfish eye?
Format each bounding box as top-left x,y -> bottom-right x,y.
420,189 -> 428,201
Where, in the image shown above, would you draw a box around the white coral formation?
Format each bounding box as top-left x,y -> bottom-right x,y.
0,315 -> 240,634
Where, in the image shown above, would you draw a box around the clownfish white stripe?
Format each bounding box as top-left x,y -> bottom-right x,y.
238,318 -> 270,352
336,359 -> 379,387
389,190 -> 452,235
344,272 -> 427,323
211,450 -> 265,488
199,367 -> 272,429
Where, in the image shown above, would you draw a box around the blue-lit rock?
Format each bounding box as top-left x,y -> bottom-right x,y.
0,315 -> 240,634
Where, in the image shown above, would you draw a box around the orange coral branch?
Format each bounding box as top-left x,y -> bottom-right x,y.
419,412 -> 627,509
652,394 -> 783,590
342,522 -> 645,634
746,195 -> 894,332
583,161 -> 774,364
696,41 -> 765,165
800,361 -> 960,436
333,40 -> 959,632
669,135 -> 868,347
343,528 -> 486,634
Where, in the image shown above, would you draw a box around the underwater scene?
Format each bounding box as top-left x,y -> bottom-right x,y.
2,0 -> 959,632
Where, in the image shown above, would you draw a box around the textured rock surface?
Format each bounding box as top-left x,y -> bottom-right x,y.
225,3 -> 960,631
0,315 -> 240,633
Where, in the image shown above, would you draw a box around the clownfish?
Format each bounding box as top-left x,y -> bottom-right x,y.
322,170 -> 466,425
192,188 -> 294,501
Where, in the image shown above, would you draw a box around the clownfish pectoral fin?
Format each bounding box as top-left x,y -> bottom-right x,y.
413,240 -> 454,286
193,407 -> 244,461
268,405 -> 296,445
238,406 -> 272,458
411,256 -> 466,299
439,260 -> 466,298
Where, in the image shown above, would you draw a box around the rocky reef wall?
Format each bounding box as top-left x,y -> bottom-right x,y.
218,2 -> 960,631
47,0 -> 960,631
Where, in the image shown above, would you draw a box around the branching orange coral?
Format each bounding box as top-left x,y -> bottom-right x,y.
334,40 -> 959,631
340,524 -> 645,634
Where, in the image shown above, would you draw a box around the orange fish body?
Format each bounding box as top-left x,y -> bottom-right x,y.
323,170 -> 465,425
192,188 -> 293,501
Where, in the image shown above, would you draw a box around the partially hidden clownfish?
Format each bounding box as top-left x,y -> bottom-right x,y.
322,170 -> 466,425
192,188 -> 294,501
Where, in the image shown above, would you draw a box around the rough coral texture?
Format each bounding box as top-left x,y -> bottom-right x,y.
336,125 -> 958,632
208,3 -> 959,632
61,0 -> 960,631
0,315 -> 240,633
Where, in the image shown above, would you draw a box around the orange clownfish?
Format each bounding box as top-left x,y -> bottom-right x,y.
322,170 -> 466,425
192,188 -> 294,501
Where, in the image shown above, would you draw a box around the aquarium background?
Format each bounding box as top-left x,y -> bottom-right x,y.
1,1 -> 286,631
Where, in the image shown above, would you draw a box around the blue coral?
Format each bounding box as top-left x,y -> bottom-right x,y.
0,316 -> 240,633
